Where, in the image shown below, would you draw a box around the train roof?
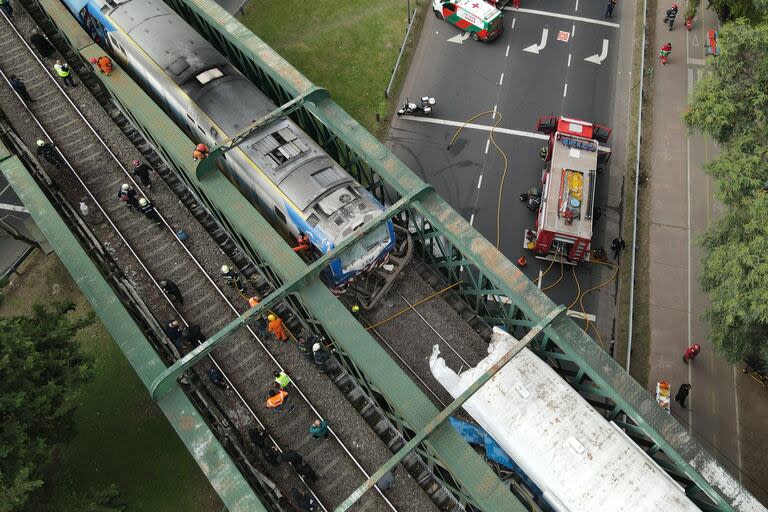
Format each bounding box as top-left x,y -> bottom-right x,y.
430,328 -> 700,512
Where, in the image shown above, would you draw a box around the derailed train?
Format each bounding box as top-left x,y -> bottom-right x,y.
61,0 -> 398,288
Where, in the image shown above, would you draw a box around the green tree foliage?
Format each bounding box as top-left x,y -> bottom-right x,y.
685,20 -> 768,365
0,303 -> 93,512
707,0 -> 768,20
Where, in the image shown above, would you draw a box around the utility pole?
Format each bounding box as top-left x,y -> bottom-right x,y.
407,0 -> 411,23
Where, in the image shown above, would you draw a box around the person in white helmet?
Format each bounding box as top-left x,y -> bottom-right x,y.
35,139 -> 65,168
138,197 -> 161,226
221,264 -> 244,293
131,159 -> 152,188
116,183 -> 139,209
312,342 -> 331,372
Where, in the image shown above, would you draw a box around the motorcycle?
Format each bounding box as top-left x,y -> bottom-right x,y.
397,96 -> 436,116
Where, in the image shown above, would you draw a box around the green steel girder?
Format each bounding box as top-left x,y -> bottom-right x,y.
0,149 -> 266,512
43,0 -> 762,506
195,86 -> 329,180
335,306 -> 565,512
150,184 -> 430,400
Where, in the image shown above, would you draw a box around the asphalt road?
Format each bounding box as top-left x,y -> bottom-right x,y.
388,0 -> 624,321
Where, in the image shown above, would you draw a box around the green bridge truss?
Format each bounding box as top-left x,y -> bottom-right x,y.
13,0 -> 762,510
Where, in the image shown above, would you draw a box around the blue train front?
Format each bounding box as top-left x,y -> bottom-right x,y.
59,0 -> 398,291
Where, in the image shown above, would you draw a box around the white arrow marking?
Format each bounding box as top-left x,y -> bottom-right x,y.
447,31 -> 470,44
523,28 -> 549,54
584,38 -> 609,64
691,34 -> 700,47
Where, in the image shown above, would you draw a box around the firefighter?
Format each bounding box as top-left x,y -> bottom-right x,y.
297,336 -> 313,361
274,370 -> 291,389
29,29 -> 55,58
53,60 -> 76,88
312,342 -> 331,372
267,314 -> 288,342
36,139 -> 65,168
221,265 -> 244,293
160,279 -> 183,303
138,197 -> 162,226
296,461 -> 318,483
117,183 -> 139,210
132,160 -> 152,188
682,343 -> 701,363
192,143 -> 209,161
185,324 -> 205,345
675,383 -> 691,407
164,320 -> 185,350
293,232 -> 310,253
207,367 -> 229,390
8,75 -> 32,103
663,3 -> 678,30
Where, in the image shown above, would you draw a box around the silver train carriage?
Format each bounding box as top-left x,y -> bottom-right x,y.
62,0 -> 397,286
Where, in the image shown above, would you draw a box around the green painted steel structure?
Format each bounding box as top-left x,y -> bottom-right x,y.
0,142 -> 266,512
23,0 -> 763,508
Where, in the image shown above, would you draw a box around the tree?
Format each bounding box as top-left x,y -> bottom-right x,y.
685,19 -> 768,366
706,0 -> 768,21
0,303 -> 93,512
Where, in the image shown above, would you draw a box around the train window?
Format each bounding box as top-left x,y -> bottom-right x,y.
274,207 -> 287,224
307,214 -> 320,227
252,127 -> 310,169
195,68 -> 224,85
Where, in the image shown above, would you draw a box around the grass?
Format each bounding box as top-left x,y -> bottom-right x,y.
0,251 -> 221,512
614,0 -> 656,386
239,0 -> 427,137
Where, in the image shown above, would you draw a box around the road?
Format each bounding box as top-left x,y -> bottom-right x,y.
387,0 -> 627,341
647,4 -> 768,505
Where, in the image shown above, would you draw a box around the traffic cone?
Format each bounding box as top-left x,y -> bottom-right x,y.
517,256 -> 527,268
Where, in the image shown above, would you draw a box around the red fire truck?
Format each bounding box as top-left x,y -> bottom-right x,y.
524,116 -> 611,264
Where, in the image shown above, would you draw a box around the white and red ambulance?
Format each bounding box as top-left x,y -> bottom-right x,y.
433,0 -> 504,42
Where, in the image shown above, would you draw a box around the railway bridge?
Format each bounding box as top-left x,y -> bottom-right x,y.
0,0 -> 762,510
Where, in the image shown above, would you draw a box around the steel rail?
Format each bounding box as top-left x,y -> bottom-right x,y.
0,12 -> 398,511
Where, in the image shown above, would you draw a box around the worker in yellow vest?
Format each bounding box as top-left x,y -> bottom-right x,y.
273,370 -> 291,389
53,60 -> 76,88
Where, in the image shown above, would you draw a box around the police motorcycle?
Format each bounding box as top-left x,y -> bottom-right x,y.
397,96 -> 436,116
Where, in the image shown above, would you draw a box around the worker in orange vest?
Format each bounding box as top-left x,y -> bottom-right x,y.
293,232 -> 310,253
192,143 -> 209,161
248,295 -> 260,308
265,383 -> 289,412
267,313 -> 288,341
89,56 -> 113,75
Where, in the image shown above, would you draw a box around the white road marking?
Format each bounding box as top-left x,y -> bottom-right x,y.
477,175 -> 483,189
506,44 -> 510,57
505,7 -> 620,28
687,133 -> 693,433
523,27 -> 549,54
567,53 -> 572,67
563,83 -> 568,97
470,213 -> 475,225
499,72 -> 504,85
447,32 -> 471,44
572,23 -> 576,37
584,38 -> 610,64
687,68 -> 693,97
399,116 -> 550,141
574,0 -> 579,11
732,366 -> 743,484
537,270 -> 543,289
492,105 -> 497,119
687,57 -> 706,66
485,139 -> 490,154
512,16 -> 516,29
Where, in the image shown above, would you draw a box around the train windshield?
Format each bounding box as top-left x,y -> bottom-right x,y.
338,223 -> 390,274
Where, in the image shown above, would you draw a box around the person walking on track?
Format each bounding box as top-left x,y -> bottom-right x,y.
267,314 -> 288,341
117,183 -> 139,210
53,60 -> 76,87
675,383 -> 691,407
309,419 -> 329,440
8,75 -> 32,103
138,197 -> 162,227
36,139 -> 65,168
160,279 -> 183,303
682,343 -> 701,363
274,370 -> 292,389
611,237 -> 625,259
221,265 -> 245,293
132,159 -> 152,188
29,29 -> 55,58
605,0 -> 617,18
0,0 -> 14,21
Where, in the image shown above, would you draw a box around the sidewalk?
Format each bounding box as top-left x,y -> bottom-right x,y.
646,4 -> 768,505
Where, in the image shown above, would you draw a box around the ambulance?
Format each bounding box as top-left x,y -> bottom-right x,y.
433,0 -> 504,42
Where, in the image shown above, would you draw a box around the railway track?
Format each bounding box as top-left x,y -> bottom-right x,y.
0,8 -> 443,511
